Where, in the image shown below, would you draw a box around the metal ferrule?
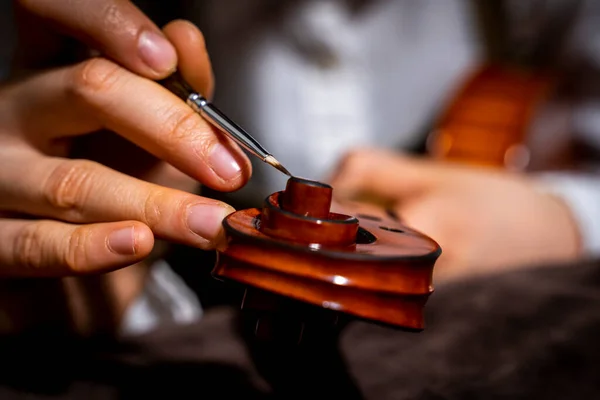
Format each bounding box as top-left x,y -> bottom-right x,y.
186,93 -> 269,160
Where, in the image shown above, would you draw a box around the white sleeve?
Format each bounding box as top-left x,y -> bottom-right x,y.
534,172 -> 600,258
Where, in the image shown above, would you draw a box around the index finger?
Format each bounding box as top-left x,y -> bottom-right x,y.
15,0 -> 177,78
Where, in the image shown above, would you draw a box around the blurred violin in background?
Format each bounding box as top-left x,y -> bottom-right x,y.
428,0 -> 581,171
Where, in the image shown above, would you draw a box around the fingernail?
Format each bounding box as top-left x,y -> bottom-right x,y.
107,227 -> 136,255
209,143 -> 242,181
187,203 -> 232,242
138,30 -> 177,75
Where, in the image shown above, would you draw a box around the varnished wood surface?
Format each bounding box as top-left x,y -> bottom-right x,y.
213,177 -> 441,329
428,64 -> 558,170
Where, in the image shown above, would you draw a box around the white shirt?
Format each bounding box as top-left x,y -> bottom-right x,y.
203,0 -> 481,200
199,0 -> 600,257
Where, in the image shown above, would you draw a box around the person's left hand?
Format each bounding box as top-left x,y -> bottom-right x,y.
329,148 -> 582,282
0,18 -> 243,334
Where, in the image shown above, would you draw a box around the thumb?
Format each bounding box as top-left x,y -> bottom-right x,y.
329,149 -> 440,204
15,0 -> 177,78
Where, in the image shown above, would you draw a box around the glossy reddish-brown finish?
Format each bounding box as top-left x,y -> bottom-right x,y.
261,191 -> 359,247
213,177 -> 441,330
428,64 -> 556,169
280,177 -> 333,218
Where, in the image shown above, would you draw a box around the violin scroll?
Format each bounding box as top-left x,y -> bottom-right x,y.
213,176 -> 441,330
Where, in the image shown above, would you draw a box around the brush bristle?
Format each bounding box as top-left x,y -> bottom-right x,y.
265,155 -> 292,176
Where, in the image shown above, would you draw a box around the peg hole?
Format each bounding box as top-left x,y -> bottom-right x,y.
357,214 -> 382,221
355,227 -> 377,244
380,226 -> 404,234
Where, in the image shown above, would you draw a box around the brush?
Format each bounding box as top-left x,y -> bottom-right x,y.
159,71 -> 292,176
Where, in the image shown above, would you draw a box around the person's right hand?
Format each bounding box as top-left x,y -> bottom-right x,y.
0,18 -> 252,278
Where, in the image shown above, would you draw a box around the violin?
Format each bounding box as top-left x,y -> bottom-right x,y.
213,176 -> 440,342
212,177 -> 440,398
427,1 -> 578,171
427,63 -> 563,170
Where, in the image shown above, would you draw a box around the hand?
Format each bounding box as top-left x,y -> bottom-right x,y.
329,149 -> 581,282
0,20 -> 252,278
13,0 -> 180,80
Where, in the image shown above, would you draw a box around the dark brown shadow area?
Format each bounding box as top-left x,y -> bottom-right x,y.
0,307 -> 272,400
341,259 -> 600,400
2,260 -> 600,399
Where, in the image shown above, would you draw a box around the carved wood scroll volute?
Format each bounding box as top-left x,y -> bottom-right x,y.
213,176 -> 441,330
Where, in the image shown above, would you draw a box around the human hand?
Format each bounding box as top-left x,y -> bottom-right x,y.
0,20 -> 251,278
9,0 -> 213,199
12,0 -> 180,80
329,149 -> 581,282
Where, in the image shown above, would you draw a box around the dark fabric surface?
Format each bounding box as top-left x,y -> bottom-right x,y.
342,260 -> 600,399
1,260 -> 600,399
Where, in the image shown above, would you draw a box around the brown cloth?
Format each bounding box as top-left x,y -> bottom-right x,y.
1,260 -> 600,399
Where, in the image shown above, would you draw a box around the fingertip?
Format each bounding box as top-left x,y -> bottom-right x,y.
223,203 -> 237,216
162,19 -> 214,98
163,20 -> 207,49
214,205 -> 234,252
137,29 -> 178,78
18,0 -> 179,79
205,140 -> 252,192
225,147 -> 252,192
106,222 -> 154,263
186,201 -> 234,248
131,222 -> 155,258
